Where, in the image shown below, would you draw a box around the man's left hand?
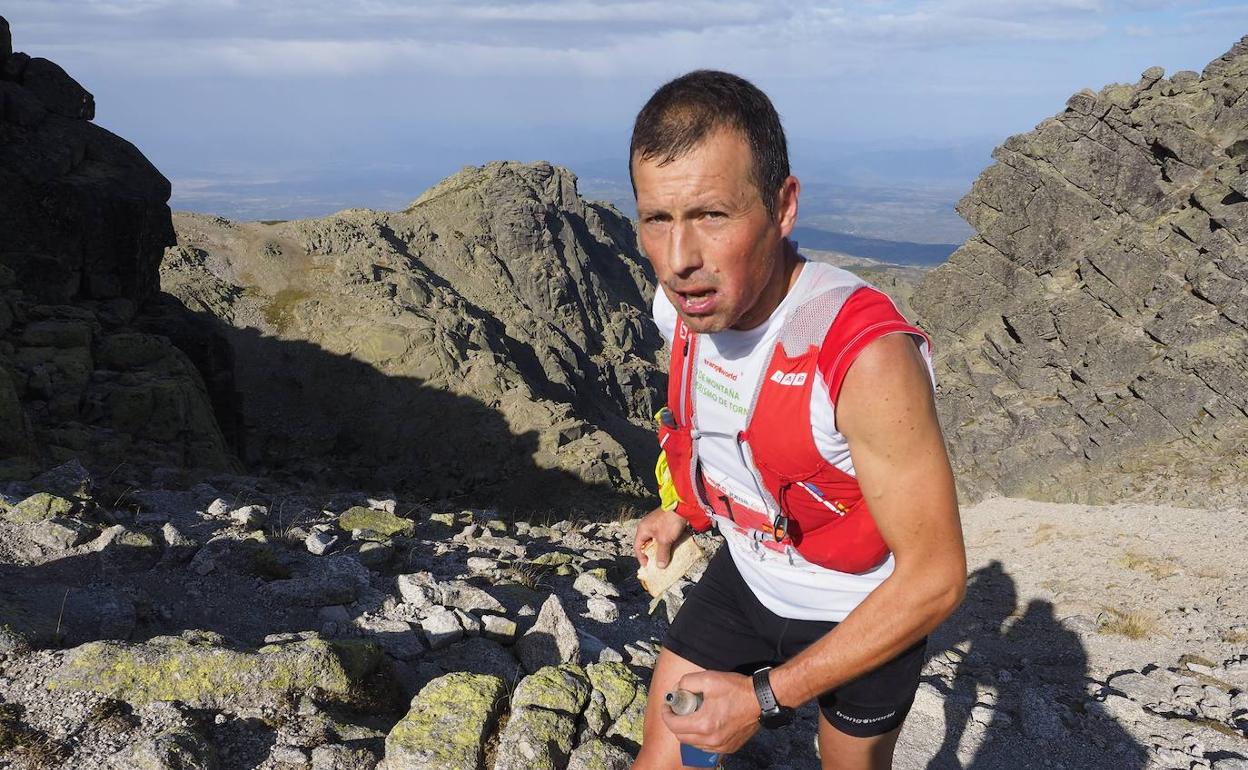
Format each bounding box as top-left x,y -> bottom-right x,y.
659,669 -> 761,754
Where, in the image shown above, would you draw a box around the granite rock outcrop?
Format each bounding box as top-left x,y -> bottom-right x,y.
0,16 -> 236,484
915,36 -> 1248,506
163,162 -> 664,504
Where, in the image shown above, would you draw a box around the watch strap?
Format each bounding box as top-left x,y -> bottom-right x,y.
752,666 -> 778,713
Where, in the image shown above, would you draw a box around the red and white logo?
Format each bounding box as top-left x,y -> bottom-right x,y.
769,371 -> 808,386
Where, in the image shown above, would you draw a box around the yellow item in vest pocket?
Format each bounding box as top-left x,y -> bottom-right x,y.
654,409 -> 683,512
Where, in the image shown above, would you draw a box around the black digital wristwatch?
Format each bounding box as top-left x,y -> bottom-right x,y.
752,666 -> 795,728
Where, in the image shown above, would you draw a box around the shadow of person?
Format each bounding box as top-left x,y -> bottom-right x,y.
928,560 -> 1016,769
926,563 -> 1148,769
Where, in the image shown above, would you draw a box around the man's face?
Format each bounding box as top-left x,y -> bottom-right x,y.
632,128 -> 796,334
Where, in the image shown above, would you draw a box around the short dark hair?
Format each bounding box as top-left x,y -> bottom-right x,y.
629,70 -> 790,218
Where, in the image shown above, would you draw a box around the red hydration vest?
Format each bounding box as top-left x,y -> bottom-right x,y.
657,284 -> 930,574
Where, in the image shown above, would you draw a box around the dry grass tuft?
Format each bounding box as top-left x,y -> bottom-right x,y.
1098,606 -> 1158,640
0,703 -> 69,768
1192,564 -> 1226,579
1118,550 -> 1180,579
1029,523 -> 1058,547
1220,627 -> 1248,644
502,563 -> 551,591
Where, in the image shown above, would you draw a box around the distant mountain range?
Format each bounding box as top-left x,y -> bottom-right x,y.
790,227 -> 957,266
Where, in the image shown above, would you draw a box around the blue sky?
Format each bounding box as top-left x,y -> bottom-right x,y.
6,1 -> 1247,229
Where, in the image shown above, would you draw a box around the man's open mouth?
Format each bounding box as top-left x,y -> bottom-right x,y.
676,288 -> 717,314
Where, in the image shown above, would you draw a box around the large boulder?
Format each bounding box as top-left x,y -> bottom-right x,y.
914,36 -> 1248,506
48,634 -> 387,711
493,664 -> 591,770
381,671 -> 506,770
0,15 -> 237,484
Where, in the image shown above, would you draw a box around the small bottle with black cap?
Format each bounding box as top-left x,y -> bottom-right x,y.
664,689 -> 721,767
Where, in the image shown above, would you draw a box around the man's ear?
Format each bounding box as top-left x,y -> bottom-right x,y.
776,175 -> 800,238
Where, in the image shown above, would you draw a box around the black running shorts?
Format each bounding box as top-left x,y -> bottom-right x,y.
663,546 -> 927,738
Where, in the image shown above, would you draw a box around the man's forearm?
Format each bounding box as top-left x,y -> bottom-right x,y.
768,564 -> 963,708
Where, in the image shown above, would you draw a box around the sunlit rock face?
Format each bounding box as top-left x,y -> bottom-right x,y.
914,36 -> 1248,507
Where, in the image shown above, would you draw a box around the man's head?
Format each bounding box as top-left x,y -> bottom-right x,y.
630,70 -> 799,333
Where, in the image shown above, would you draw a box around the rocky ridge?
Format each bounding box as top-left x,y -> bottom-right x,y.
914,36 -> 1248,506
161,162 -> 664,505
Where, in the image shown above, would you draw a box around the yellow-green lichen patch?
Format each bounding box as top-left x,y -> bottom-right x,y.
384,672 -> 505,769
5,492 -> 75,524
261,288 -> 310,335
586,662 -> 642,722
338,506 -> 415,538
48,636 -> 381,710
510,663 -> 590,715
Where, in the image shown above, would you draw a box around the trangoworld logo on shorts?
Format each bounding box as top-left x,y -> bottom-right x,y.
835,709 -> 897,725
768,371 -> 808,386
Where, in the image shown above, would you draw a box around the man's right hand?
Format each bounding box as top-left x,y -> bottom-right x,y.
633,506 -> 688,569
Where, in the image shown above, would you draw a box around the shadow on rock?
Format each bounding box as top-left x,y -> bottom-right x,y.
142,294 -> 650,518
926,561 -> 1147,770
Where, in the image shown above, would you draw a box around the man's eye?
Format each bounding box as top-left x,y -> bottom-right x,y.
703,211 -> 726,219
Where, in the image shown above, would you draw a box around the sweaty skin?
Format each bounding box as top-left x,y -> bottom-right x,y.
630,128 -> 966,770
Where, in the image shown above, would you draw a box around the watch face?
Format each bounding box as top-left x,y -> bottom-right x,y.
760,706 -> 795,729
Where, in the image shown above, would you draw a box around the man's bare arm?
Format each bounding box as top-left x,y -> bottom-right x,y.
767,332 -> 966,707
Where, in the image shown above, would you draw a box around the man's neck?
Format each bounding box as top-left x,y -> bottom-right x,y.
730,239 -> 803,331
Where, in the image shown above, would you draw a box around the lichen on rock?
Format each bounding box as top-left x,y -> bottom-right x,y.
49,634 -> 385,711
383,671 -> 506,770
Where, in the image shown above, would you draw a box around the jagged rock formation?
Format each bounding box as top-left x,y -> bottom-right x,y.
163,162 -> 664,503
0,17 -> 236,483
914,36 -> 1248,506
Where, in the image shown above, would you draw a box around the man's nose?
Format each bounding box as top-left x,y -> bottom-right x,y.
668,221 -> 702,277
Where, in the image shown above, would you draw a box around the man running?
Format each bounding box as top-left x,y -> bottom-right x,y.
629,70 -> 967,770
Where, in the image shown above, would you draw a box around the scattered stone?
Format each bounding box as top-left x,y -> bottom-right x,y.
30,458 -> 93,499
511,663 -> 591,713
419,606 -> 464,650
383,672 -> 506,770
355,616 -> 426,661
624,640 -> 659,668
396,572 -> 505,614
366,498 -> 396,514
587,662 -> 646,747
586,596 -> 619,623
516,594 -> 580,673
573,572 -> 621,599
262,555 -> 370,607
306,527 -> 340,556
206,498 -> 231,516
159,522 -> 199,563
97,525 -> 162,573
27,516 -> 96,550
493,664 -> 590,770
338,506 -> 414,538
229,503 -> 268,528
356,540 -> 393,568
271,745 -> 309,766
108,726 -> 217,770
481,614 -> 518,644
453,608 -> 482,636
419,636 -> 523,687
